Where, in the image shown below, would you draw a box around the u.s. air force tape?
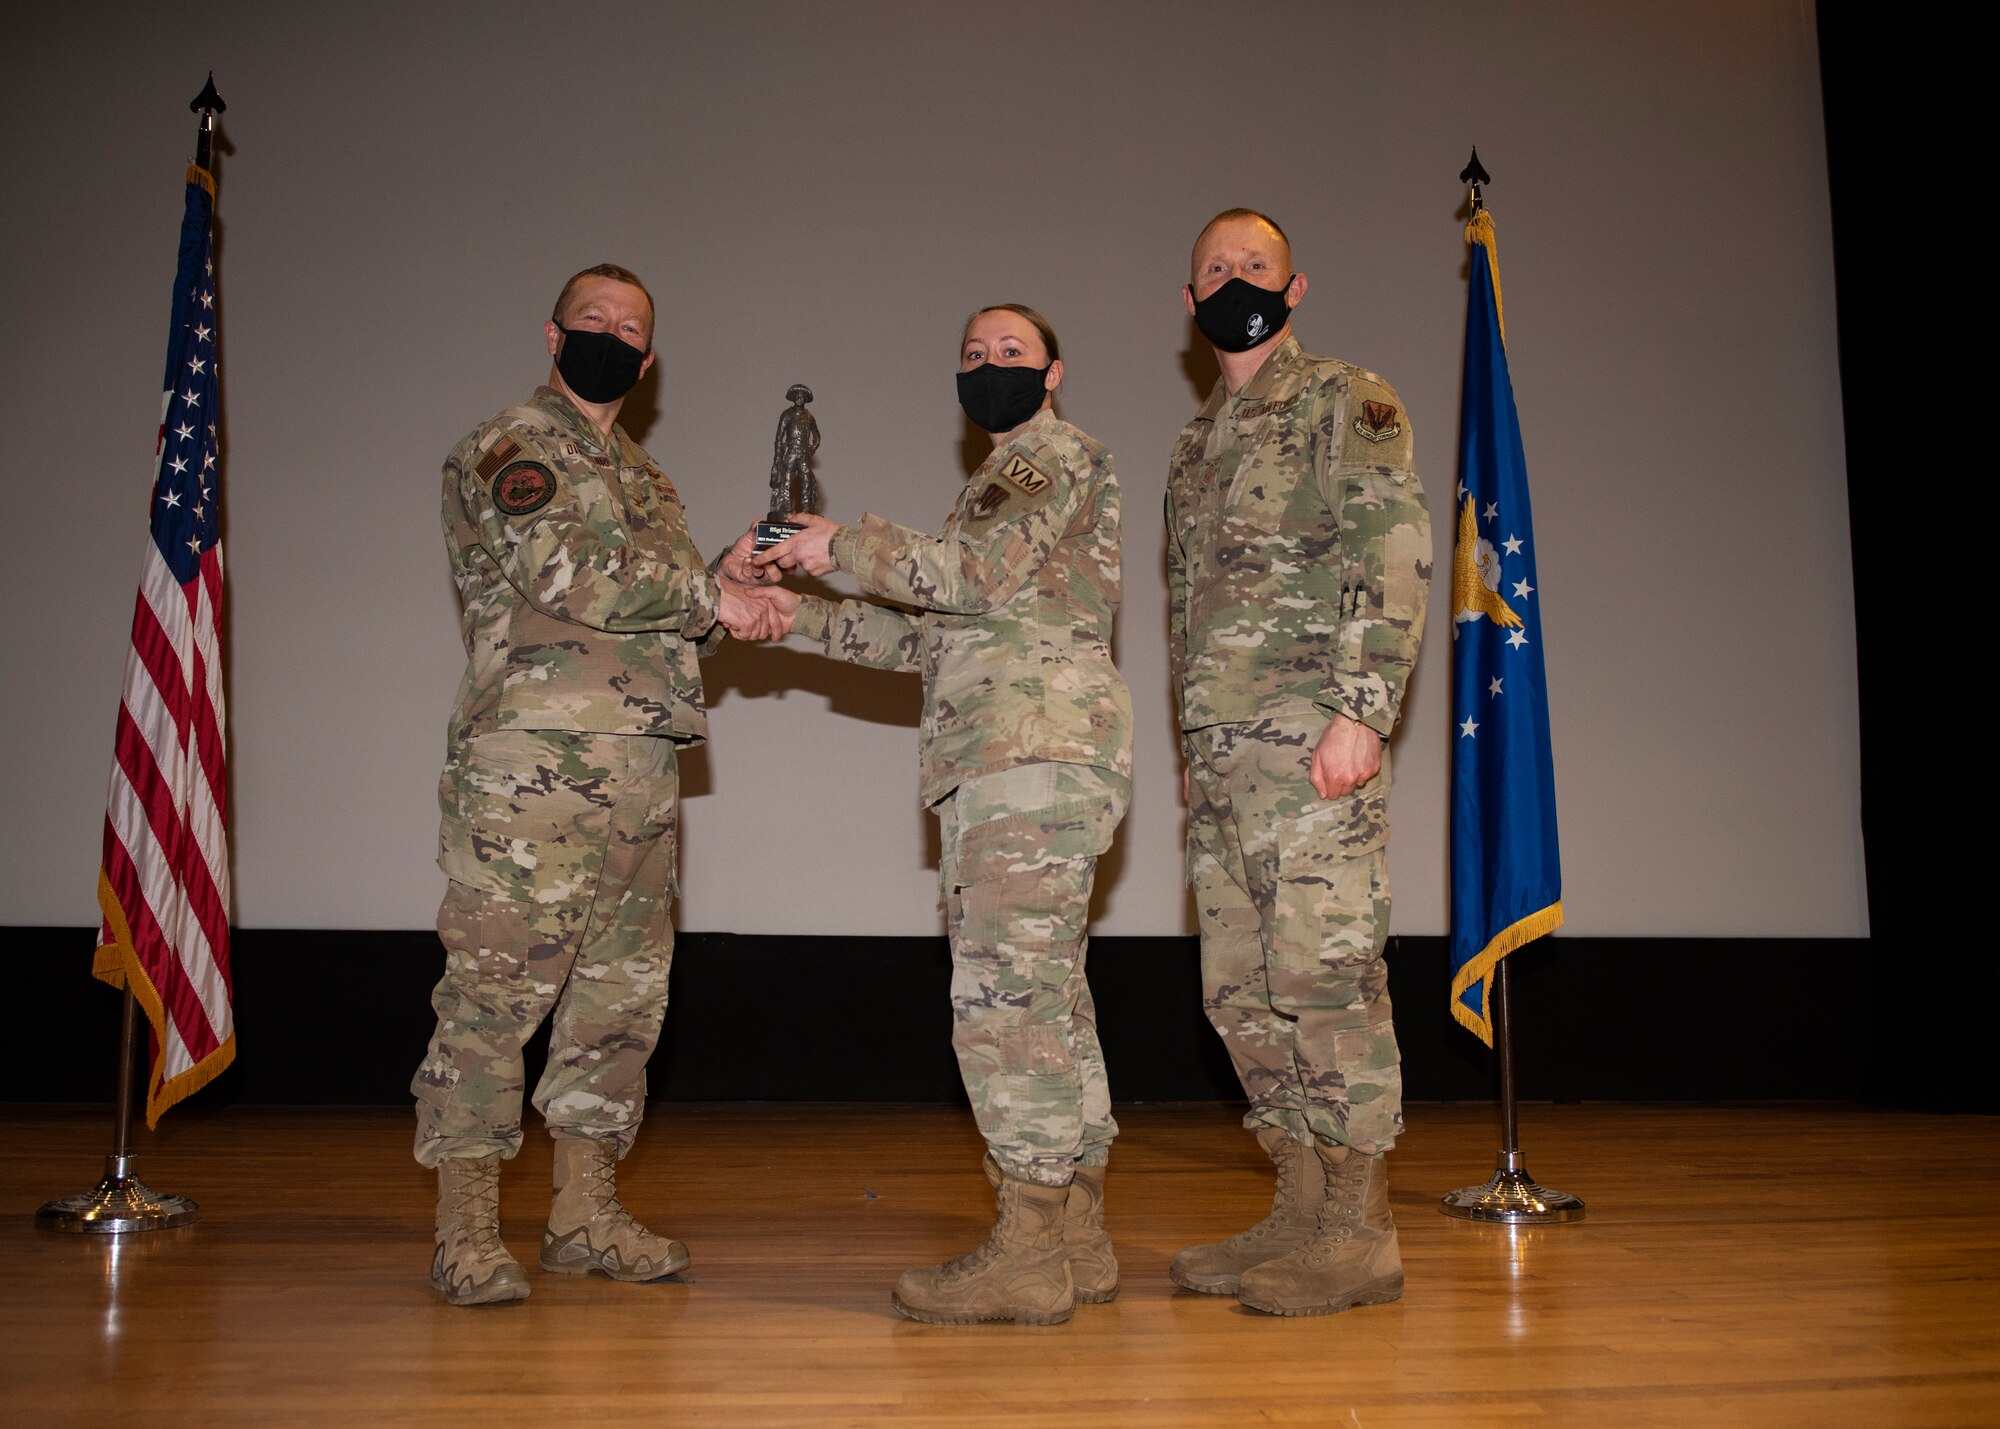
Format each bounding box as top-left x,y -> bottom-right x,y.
492,460 -> 556,516
999,453 -> 1051,494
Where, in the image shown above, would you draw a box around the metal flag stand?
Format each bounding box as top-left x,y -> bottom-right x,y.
1438,149 -> 1582,1227
37,988 -> 199,1233
36,77 -> 224,1236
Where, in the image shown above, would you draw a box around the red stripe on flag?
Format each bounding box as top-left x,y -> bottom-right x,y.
100,815 -> 221,1065
110,703 -> 230,1025
128,589 -> 190,735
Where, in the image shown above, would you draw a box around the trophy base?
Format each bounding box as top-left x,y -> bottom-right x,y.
754,519 -> 804,551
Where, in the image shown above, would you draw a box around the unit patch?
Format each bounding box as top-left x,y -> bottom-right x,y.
474,434 -> 522,481
492,460 -> 556,516
973,482 -> 1009,515
999,453 -> 1051,494
1353,400 -> 1401,443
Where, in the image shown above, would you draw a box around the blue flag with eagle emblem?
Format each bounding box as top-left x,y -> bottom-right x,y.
1448,208 -> 1562,1046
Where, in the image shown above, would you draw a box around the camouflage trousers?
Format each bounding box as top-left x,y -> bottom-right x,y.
412,730 -> 679,1168
1186,714 -> 1402,1154
938,761 -> 1129,1188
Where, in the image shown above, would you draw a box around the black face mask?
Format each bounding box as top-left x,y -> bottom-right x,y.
1190,276 -> 1294,352
555,326 -> 648,404
956,361 -> 1051,433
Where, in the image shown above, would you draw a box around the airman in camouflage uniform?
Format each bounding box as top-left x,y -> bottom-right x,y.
1166,211 -> 1431,1317
757,309 -> 1132,1325
413,263 -> 774,1307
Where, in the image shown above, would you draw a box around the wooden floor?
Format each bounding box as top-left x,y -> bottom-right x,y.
1,1103 -> 1996,1427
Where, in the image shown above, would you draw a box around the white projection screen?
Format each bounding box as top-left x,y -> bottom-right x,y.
1,1 -> 1862,940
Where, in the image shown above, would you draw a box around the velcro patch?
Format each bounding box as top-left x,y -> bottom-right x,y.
475,434 -> 522,481
999,453 -> 1051,494
492,460 -> 556,516
1353,400 -> 1401,443
973,482 -> 1009,515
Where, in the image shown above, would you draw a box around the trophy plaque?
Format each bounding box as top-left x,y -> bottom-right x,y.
755,383 -> 821,550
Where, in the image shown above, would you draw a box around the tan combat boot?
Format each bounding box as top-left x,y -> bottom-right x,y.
539,1136 -> 690,1282
892,1169 -> 1076,1325
431,1156 -> 530,1306
984,1154 -> 1118,1303
1169,1126 -> 1325,1295
1236,1141 -> 1405,1316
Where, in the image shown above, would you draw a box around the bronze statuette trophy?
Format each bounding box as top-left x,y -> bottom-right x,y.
754,383 -> 821,550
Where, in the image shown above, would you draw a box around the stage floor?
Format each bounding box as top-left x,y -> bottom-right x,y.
2,1103 -> 1995,1426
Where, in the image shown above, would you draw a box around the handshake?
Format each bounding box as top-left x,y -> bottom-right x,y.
712,512 -> 841,643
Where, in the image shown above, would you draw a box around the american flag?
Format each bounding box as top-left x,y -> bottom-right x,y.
92,161 -> 235,1123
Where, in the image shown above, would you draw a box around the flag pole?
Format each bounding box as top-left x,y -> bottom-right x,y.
1441,955 -> 1581,1222
36,76 -> 225,1235
1438,150 -> 1583,1226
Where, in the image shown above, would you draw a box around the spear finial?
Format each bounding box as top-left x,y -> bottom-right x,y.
191,74 -> 226,172
1460,147 -> 1491,212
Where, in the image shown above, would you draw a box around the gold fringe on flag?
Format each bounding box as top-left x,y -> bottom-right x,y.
93,871 -> 236,1126
1465,208 -> 1506,344
1447,899 -> 1564,1047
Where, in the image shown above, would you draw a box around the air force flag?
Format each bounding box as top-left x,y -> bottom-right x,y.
1449,209 -> 1563,1045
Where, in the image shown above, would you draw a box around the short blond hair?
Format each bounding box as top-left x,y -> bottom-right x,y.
1191,208 -> 1292,273
551,263 -> 655,340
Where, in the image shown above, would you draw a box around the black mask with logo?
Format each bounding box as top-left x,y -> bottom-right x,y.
556,326 -> 648,404
1190,276 -> 1294,353
956,361 -> 1051,434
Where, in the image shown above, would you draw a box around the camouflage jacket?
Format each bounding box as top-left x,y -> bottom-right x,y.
1167,336 -> 1431,738
442,386 -> 720,743
793,410 -> 1134,803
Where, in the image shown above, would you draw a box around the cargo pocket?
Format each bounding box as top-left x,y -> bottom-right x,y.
954,788 -> 1122,878
411,1055 -> 461,1112
1270,837 -> 1387,979
437,732 -> 597,903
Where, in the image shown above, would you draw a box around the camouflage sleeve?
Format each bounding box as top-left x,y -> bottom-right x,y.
1313,374 -> 1432,737
1165,484 -> 1188,717
829,438 -> 1087,615
793,594 -> 922,672
457,452 -> 722,636
691,546 -> 736,657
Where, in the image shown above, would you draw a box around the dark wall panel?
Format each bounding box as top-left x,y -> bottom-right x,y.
8,929 -> 1884,1110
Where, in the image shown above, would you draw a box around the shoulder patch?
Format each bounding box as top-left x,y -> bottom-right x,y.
973,482 -> 1009,515
999,452 -> 1052,495
492,460 -> 556,516
1353,400 -> 1402,443
475,434 -> 522,481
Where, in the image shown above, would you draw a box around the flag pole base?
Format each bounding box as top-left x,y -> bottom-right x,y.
1439,1151 -> 1584,1224
36,1155 -> 198,1234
